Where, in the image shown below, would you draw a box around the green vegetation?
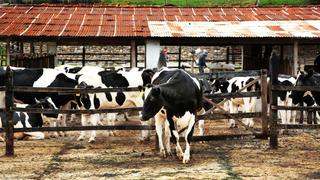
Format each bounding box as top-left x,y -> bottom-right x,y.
99,0 -> 318,6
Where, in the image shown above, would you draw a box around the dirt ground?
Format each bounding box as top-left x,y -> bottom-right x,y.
0,119 -> 320,180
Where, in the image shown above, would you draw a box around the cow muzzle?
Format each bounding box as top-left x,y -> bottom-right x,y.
141,114 -> 150,121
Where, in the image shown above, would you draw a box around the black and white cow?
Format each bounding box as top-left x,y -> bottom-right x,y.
76,68 -> 155,142
277,76 -> 297,125
0,98 -> 57,141
0,67 -> 79,137
205,76 -> 260,128
141,68 -> 203,163
290,70 -> 320,124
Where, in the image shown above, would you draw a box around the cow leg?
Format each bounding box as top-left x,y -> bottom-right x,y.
25,132 -> 45,140
198,119 -> 204,136
228,101 -> 237,128
88,114 -> 100,143
77,115 -> 88,141
183,113 -> 195,164
58,114 -> 67,137
49,120 -> 59,138
139,111 -> 151,141
167,114 -> 183,161
243,97 -> 254,128
103,113 -> 117,136
164,120 -> 172,156
155,116 -> 166,157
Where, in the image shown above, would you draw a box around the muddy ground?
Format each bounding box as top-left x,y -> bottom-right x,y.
0,119 -> 320,179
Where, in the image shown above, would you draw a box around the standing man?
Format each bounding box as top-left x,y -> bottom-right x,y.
157,47 -> 169,69
198,50 -> 208,73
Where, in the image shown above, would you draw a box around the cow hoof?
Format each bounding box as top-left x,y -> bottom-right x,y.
88,138 -> 95,143
109,131 -> 115,136
160,148 -> 166,157
77,137 -> 84,141
139,137 -> 150,142
166,151 -> 172,156
49,134 -> 59,138
182,156 -> 190,164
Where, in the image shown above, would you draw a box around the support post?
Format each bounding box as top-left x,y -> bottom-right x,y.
19,42 -> 24,56
130,41 -> 137,68
269,51 -> 279,149
30,42 -> 35,55
6,40 -> 10,66
5,66 -> 14,156
178,46 -> 181,69
231,46 -> 235,64
226,46 -> 230,64
82,45 -> 85,67
293,41 -> 299,75
261,69 -> 268,138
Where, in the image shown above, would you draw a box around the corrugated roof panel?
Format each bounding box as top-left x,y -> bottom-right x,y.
148,20 -> 320,38
1,5 -> 320,38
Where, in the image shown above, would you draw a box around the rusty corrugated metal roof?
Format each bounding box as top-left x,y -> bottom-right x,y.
148,20 -> 320,38
0,4 -> 320,38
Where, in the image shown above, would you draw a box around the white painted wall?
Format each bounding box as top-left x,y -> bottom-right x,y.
145,39 -> 160,69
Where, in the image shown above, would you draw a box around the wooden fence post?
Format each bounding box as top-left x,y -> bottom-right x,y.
269,52 -> 279,149
5,66 -> 14,156
260,69 -> 268,138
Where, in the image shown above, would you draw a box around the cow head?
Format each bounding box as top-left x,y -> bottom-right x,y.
76,81 -> 95,110
34,97 -> 59,118
290,70 -> 315,105
141,84 -> 164,121
141,69 -> 155,86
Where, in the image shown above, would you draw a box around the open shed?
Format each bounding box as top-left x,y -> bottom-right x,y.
1,4 -> 320,74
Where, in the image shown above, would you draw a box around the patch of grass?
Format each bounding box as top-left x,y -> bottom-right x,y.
209,147 -> 242,180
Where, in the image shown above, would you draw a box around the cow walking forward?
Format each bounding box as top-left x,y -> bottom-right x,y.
142,68 -> 202,163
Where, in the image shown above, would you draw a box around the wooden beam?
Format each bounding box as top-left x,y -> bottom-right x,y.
269,51 -> 279,149
82,45 -> 85,67
293,41 -> 299,75
5,67 -> 14,156
30,42 -> 35,55
19,42 -> 23,56
130,40 -> 137,68
260,69 -> 268,137
178,46 -> 181,69
5,40 -> 10,66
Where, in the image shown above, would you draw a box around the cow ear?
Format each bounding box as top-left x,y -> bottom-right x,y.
152,87 -> 161,96
138,85 -> 144,92
146,83 -> 153,88
306,69 -> 314,78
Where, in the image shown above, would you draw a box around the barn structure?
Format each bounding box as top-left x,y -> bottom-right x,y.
0,4 -> 320,74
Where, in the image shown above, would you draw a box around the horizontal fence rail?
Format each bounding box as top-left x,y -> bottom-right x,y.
0,125 -> 155,133
205,91 -> 261,99
198,70 -> 264,79
272,85 -> 320,92
277,124 -> 320,129
198,112 -> 261,120
12,86 -> 141,93
272,105 -> 320,111
13,107 -> 143,114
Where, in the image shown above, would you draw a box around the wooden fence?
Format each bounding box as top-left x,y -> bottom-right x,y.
269,54 -> 320,149
0,67 -> 268,156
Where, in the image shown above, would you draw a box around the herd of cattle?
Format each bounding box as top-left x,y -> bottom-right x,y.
0,65 -> 319,163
